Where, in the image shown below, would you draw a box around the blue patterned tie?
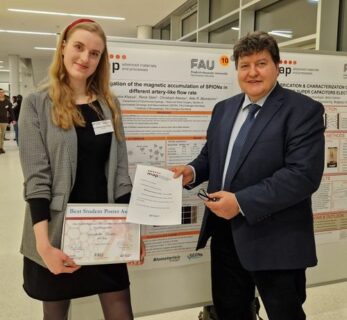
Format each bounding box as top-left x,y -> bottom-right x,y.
223,104 -> 261,189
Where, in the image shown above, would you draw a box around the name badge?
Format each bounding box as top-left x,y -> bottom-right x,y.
92,120 -> 114,135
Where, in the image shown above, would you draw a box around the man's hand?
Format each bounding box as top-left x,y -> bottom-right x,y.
171,165 -> 194,186
204,191 -> 240,220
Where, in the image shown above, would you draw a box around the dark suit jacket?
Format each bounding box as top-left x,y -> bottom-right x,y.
189,83 -> 325,271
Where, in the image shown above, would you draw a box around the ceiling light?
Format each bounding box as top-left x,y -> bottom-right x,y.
269,30 -> 293,38
231,27 -> 240,31
8,8 -> 125,21
271,30 -> 292,34
34,47 -> 56,51
0,29 -> 56,36
0,70 -> 10,72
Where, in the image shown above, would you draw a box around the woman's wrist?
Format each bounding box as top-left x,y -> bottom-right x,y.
33,220 -> 52,253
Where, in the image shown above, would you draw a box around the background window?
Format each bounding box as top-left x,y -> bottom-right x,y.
181,206 -> 198,224
182,11 -> 197,36
210,0 -> 239,22
161,24 -> 171,40
338,0 -> 347,51
242,0 -> 256,5
255,0 -> 318,43
209,21 -> 239,44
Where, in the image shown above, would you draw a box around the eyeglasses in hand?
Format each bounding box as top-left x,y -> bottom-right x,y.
197,189 -> 218,202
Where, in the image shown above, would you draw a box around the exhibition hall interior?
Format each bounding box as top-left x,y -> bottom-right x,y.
0,0 -> 346,319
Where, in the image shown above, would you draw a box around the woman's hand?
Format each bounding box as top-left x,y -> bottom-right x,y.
37,244 -> 81,275
34,220 -> 80,274
128,238 -> 146,266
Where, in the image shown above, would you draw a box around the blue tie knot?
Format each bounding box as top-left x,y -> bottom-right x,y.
247,103 -> 261,117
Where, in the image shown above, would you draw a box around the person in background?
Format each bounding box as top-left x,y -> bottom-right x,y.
12,95 -> 22,145
0,88 -> 14,154
11,95 -> 17,105
5,94 -> 12,133
18,19 -> 145,320
172,31 -> 325,320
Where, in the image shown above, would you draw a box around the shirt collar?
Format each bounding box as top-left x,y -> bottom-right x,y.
242,82 -> 277,110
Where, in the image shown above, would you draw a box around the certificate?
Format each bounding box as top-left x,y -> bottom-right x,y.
61,204 -> 140,265
126,165 -> 182,225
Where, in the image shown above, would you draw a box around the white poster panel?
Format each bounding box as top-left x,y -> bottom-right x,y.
110,48 -> 347,261
71,44 -> 347,319
278,52 -> 347,244
108,43 -> 235,268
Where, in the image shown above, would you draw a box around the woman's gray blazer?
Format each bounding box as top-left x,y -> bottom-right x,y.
18,91 -> 132,267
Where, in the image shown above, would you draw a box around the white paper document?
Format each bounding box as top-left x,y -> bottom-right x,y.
61,204 -> 140,265
127,165 -> 183,225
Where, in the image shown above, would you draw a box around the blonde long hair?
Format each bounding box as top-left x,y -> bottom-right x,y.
47,20 -> 123,140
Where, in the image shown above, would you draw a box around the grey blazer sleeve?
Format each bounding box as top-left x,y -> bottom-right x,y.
18,93 -> 52,202
114,118 -> 132,200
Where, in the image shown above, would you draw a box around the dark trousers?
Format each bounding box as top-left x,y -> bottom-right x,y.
210,228 -> 306,320
14,122 -> 18,145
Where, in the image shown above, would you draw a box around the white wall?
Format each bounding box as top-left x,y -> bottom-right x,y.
0,73 -> 9,83
0,55 -> 52,98
0,82 -> 10,96
19,58 -> 35,98
31,56 -> 52,86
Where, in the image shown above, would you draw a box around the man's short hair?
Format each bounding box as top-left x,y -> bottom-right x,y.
233,31 -> 280,68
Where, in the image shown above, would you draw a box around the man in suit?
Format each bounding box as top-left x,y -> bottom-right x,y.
172,31 -> 325,320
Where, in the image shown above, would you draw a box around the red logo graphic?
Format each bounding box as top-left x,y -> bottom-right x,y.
109,53 -> 127,60
280,59 -> 297,65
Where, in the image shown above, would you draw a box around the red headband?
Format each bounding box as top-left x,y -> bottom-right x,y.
63,18 -> 96,39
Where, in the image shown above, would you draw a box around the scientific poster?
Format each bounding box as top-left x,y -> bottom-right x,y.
109,42 -> 235,268
278,52 -> 347,244
109,45 -> 347,268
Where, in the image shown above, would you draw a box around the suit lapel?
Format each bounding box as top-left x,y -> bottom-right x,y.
44,93 -> 77,187
98,99 -> 113,121
218,95 -> 244,182
230,85 -> 284,182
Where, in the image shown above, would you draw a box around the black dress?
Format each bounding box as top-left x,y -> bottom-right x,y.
23,102 -> 130,301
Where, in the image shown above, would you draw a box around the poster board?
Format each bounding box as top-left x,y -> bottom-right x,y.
70,40 -> 347,318
278,49 -> 347,287
71,38 -> 234,318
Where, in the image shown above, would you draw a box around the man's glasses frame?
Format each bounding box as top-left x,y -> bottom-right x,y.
197,189 -> 218,202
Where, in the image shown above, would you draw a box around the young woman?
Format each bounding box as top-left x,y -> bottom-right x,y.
18,19 -> 144,320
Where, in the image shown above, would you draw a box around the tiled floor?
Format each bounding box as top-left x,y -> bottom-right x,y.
1,137 -> 346,319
